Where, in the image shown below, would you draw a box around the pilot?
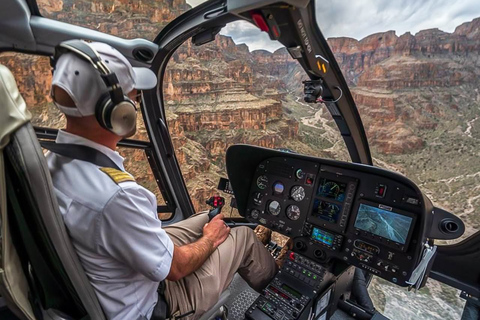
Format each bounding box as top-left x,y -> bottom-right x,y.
46,41 -> 280,320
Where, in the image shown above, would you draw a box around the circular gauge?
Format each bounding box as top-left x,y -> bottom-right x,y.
267,200 -> 282,216
253,192 -> 263,206
286,205 -> 301,221
250,209 -> 260,220
256,175 -> 268,190
320,181 -> 340,198
290,185 -> 306,202
295,169 -> 305,180
273,181 -> 285,194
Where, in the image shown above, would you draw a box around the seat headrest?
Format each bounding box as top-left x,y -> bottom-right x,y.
0,64 -> 32,150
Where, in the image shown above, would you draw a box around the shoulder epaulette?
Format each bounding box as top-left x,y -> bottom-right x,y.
99,167 -> 135,184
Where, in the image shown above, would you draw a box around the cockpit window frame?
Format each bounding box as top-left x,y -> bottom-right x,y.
25,0 -> 41,16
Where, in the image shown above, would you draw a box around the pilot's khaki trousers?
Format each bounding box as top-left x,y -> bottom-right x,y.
163,213 -> 277,320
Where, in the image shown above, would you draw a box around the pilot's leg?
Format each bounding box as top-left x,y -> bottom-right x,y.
164,226 -> 277,320
163,211 -> 209,245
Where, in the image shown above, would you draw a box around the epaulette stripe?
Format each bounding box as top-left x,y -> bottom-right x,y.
99,167 -> 135,184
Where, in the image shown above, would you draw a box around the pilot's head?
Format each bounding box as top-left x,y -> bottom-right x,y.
51,41 -> 157,139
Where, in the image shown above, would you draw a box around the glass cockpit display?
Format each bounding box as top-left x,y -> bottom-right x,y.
311,227 -> 334,247
311,199 -> 341,223
354,204 -> 413,245
317,179 -> 347,202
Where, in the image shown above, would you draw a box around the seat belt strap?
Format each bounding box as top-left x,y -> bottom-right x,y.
40,141 -> 121,171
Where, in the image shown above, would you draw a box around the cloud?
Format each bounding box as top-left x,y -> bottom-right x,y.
315,0 -> 480,40
220,22 -> 282,52
193,0 -> 480,52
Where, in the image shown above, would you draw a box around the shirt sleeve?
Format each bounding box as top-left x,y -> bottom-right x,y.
97,185 -> 174,282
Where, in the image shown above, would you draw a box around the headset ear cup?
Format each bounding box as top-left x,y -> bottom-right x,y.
109,100 -> 137,137
95,92 -> 113,130
96,93 -> 137,137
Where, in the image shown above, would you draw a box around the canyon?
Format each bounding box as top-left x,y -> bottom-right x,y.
1,1 -> 479,319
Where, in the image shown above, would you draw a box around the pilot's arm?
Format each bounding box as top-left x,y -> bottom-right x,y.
97,183 -> 230,282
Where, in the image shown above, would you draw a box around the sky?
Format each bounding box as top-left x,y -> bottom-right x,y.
186,0 -> 480,52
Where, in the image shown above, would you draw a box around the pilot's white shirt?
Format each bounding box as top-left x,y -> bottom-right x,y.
47,130 -> 174,320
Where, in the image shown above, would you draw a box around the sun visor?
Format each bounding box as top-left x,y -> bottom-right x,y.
0,64 -> 32,150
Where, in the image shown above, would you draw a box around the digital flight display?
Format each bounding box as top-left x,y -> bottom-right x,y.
354,204 -> 413,244
281,284 -> 302,299
268,285 -> 291,301
317,178 -> 347,202
311,227 -> 334,247
311,199 -> 341,223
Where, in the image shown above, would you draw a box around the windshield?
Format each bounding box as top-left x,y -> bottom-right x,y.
314,0 -> 480,318
163,19 -> 349,215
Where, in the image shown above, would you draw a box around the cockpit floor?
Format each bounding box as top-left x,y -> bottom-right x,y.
224,275 -> 354,320
225,274 -> 260,320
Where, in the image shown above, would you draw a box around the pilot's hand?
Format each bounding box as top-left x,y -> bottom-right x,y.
203,214 -> 230,248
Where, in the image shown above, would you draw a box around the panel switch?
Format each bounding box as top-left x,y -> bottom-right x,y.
375,184 -> 387,198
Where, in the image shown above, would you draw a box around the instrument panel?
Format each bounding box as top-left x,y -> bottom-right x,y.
236,153 -> 429,287
247,159 -> 319,236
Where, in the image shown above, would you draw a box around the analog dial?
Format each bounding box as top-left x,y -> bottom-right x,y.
273,181 -> 285,194
267,200 -> 282,216
256,175 -> 268,190
321,182 -> 340,198
250,209 -> 260,220
295,169 -> 306,180
253,192 -> 263,206
290,186 -> 306,202
286,205 -> 301,221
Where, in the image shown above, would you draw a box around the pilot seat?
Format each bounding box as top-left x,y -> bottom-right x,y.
0,63 -> 232,320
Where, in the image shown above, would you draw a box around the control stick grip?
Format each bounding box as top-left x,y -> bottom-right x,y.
208,207 -> 222,221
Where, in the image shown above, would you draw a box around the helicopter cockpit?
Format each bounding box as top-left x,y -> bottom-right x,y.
0,0 -> 479,320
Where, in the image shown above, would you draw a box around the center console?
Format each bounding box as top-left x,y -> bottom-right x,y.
246,251 -> 332,320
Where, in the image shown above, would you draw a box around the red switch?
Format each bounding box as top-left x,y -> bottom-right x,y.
289,252 -> 295,260
375,184 -> 387,198
251,13 -> 269,33
305,174 -> 315,186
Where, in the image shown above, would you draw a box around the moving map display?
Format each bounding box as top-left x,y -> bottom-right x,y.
354,204 -> 413,244
311,227 -> 334,246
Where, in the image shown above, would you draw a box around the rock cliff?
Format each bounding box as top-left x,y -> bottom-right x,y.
2,2 -> 480,217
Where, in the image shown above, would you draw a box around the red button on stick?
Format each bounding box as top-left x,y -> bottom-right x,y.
289,252 -> 295,260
